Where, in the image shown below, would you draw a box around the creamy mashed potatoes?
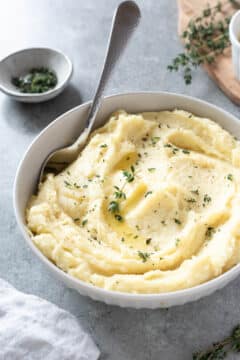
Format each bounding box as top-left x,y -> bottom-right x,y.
26,110 -> 240,294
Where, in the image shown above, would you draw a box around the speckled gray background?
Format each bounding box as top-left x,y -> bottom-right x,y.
1,1 -> 240,359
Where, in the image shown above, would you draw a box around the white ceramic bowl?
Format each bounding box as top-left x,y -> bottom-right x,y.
13,92 -> 240,308
0,47 -> 73,103
230,10 -> 240,81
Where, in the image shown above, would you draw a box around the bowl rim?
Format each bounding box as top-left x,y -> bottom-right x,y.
13,90 -> 240,302
229,10 -> 240,48
0,47 -> 73,98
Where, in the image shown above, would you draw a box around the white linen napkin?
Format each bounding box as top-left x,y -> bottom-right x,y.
0,279 -> 100,360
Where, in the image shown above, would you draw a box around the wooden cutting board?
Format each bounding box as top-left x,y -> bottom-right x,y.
178,0 -> 240,105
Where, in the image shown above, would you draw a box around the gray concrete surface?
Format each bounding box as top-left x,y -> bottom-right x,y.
1,1 -> 240,359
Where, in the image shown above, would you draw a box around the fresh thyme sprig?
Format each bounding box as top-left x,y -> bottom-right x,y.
114,185 -> 126,199
108,165 -> 137,221
193,325 -> 240,359
168,0 -> 240,84
122,165 -> 135,182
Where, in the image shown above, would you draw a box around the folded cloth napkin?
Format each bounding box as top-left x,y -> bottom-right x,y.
0,279 -> 100,360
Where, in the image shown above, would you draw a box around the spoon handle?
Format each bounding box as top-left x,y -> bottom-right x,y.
83,0 -> 141,133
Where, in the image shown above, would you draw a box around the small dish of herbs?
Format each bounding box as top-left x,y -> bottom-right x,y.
12,67 -> 58,94
0,47 -> 73,103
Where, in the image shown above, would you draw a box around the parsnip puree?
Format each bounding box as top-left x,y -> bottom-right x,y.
26,110 -> 240,293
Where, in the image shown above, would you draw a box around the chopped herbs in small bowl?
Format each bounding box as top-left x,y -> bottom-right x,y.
0,47 -> 73,102
12,67 -> 58,94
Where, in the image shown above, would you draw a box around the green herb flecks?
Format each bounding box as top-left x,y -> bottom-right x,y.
108,201 -> 120,213
203,194 -> 212,205
114,214 -> 123,222
185,198 -> 196,203
12,67 -> 57,93
227,173 -> 233,181
175,238 -> 181,246
172,147 -> 179,155
82,219 -> 88,227
145,191 -> 153,198
64,180 -> 71,187
138,251 -> 150,262
114,186 -> 126,199
122,165 -> 135,183
191,189 -> 199,195
205,226 -> 215,239
164,143 -> 172,148
174,218 -> 182,225
151,136 -> 160,145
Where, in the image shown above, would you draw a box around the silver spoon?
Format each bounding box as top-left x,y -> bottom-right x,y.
39,0 -> 141,183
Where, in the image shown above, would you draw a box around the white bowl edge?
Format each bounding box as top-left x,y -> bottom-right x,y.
13,91 -> 240,308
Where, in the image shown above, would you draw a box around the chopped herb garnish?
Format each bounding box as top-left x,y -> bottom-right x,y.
145,191 -> 153,197
185,198 -> 196,203
191,189 -> 199,195
122,168 -> 135,182
74,218 -> 80,222
148,168 -> 156,172
64,180 -> 72,187
203,194 -> 212,203
146,238 -> 152,245
82,184 -> 88,188
227,173 -> 233,181
172,147 -> 179,154
82,219 -> 88,226
206,226 -> 215,239
151,136 -> 160,145
100,144 -> 108,148
114,214 -> 123,222
175,238 -> 180,246
138,251 -> 150,262
164,143 -> 172,148
67,171 -> 71,175
161,220 -> 166,225
182,149 -> 190,154
108,201 -> 119,213
174,218 -> 181,225
12,67 -> 57,93
121,237 -> 125,242
114,186 -> 126,199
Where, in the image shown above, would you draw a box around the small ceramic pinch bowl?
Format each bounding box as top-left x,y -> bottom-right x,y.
0,47 -> 73,103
